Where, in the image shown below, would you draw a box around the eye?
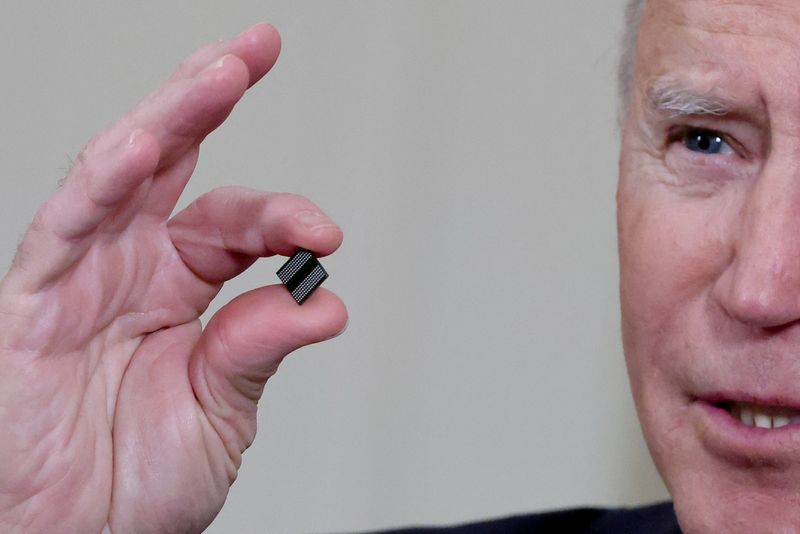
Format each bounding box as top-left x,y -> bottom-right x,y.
682,128 -> 734,155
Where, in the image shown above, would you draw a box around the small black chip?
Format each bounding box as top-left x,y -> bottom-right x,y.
277,249 -> 329,305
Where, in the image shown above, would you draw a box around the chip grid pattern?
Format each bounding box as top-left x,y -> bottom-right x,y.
276,249 -> 329,305
291,265 -> 327,302
277,250 -> 313,283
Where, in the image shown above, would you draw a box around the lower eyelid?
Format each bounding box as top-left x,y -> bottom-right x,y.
665,144 -> 755,183
674,144 -> 733,162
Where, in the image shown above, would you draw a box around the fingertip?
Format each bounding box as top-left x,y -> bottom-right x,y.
284,286 -> 348,344
244,23 -> 281,56
233,22 -> 282,86
247,22 -> 281,50
279,217 -> 344,259
257,284 -> 346,335
283,204 -> 344,257
212,284 -> 347,356
315,225 -> 344,257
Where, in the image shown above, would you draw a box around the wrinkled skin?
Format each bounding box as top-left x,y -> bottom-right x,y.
620,1 -> 800,532
0,23 -> 347,533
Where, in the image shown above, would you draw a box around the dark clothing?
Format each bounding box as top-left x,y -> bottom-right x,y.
363,502 -> 680,534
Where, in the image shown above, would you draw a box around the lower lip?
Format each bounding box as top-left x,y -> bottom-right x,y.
694,400 -> 800,464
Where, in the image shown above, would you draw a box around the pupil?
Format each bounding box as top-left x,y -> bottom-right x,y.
697,135 -> 711,151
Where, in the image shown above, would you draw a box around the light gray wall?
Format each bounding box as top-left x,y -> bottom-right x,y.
0,2 -> 668,533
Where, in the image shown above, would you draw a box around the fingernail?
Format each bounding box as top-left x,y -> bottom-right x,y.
208,54 -> 232,70
128,128 -> 144,147
295,210 -> 336,231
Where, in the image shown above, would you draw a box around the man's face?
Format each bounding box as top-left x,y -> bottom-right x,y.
619,0 -> 800,531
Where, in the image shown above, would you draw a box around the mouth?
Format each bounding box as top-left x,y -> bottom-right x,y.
695,396 -> 800,463
716,401 -> 800,429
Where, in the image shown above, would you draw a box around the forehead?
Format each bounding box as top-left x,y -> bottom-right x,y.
639,1 -> 800,77
643,0 -> 800,39
636,0 -> 800,120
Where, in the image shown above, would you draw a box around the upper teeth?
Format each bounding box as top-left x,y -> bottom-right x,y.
730,402 -> 800,429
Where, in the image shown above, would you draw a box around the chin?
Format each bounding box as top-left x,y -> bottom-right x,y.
669,475 -> 800,533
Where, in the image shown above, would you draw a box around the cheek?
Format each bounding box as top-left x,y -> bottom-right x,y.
617,185 -> 737,381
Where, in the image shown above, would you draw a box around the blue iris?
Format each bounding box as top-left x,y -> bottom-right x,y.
683,129 -> 732,155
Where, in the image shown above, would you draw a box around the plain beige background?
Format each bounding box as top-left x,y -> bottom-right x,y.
0,1 -> 669,533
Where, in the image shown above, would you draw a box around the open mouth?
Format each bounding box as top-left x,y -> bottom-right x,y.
694,397 -> 800,462
716,401 -> 800,429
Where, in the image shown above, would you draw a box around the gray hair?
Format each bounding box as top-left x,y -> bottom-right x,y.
618,0 -> 647,118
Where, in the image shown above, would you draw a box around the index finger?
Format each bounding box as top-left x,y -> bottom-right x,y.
6,24 -> 282,293
92,22 -> 282,157
167,22 -> 282,87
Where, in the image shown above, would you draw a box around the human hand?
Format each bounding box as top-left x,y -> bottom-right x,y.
0,23 -> 347,533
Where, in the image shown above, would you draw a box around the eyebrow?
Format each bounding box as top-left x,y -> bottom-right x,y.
646,77 -> 732,118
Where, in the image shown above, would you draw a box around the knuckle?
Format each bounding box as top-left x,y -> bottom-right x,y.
73,149 -> 107,207
73,139 -> 101,184
28,203 -> 49,235
76,135 -> 104,165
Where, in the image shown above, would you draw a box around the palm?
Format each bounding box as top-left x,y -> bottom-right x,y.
0,24 -> 347,534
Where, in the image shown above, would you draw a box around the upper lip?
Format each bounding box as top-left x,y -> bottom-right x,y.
695,391 -> 800,411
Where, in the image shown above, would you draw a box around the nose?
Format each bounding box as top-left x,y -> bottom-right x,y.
714,155 -> 800,329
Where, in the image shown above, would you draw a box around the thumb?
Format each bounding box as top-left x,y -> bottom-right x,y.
188,284 -> 347,454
